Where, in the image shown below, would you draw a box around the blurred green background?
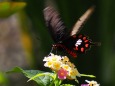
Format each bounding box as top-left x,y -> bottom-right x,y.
0,0 -> 115,86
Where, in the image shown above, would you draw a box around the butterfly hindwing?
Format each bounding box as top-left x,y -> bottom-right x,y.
43,6 -> 67,42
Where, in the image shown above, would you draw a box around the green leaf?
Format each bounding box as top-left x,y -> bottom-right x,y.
7,67 -> 54,86
0,2 -> 26,18
80,74 -> 96,78
28,72 -> 55,82
60,84 -> 75,86
0,72 -> 8,84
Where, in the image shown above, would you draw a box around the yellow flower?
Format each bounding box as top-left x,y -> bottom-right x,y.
66,62 -> 72,67
70,63 -> 75,68
62,56 -> 69,62
43,53 -> 80,81
68,68 -> 80,79
85,80 -> 100,86
51,55 -> 61,61
52,61 -> 62,71
44,61 -> 53,67
61,64 -> 71,71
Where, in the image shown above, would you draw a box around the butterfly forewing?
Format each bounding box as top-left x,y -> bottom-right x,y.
43,6 -> 67,42
70,6 -> 95,36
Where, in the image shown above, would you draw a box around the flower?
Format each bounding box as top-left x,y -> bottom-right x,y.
67,68 -> 80,80
81,84 -> 89,86
85,80 -> 100,86
44,61 -> 53,67
62,56 -> 69,62
43,53 -> 80,81
43,53 -> 61,62
51,61 -> 62,71
57,68 -> 68,80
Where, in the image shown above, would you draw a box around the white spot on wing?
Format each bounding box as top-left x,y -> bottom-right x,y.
75,39 -> 82,46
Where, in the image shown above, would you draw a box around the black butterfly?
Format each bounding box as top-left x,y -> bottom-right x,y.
43,6 -> 100,58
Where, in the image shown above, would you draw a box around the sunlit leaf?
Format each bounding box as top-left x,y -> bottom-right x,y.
7,67 -> 54,86
60,84 -> 75,86
0,72 -> 8,85
0,2 -> 26,18
80,74 -> 96,78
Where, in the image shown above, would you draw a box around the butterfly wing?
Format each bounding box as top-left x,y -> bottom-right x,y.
70,6 -> 95,36
43,6 -> 67,42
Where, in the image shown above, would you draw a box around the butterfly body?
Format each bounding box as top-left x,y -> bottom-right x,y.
53,34 -> 91,58
43,6 -> 99,58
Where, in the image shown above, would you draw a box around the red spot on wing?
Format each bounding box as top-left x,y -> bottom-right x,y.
74,46 -> 78,50
83,37 -> 86,40
81,47 -> 84,52
84,40 -> 89,43
75,47 -> 78,50
85,44 -> 89,48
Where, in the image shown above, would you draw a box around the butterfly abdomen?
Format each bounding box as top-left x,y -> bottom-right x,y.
53,43 -> 77,58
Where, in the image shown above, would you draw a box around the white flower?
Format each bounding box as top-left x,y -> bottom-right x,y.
43,53 -> 80,80
43,53 -> 62,62
85,80 -> 100,86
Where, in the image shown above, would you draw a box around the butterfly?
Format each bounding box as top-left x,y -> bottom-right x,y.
43,6 -> 100,58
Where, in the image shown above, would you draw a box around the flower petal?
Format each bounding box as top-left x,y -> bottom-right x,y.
57,68 -> 68,80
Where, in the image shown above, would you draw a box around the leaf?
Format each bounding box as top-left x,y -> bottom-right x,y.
0,2 -> 26,18
80,74 -> 96,78
27,72 -> 55,82
60,84 -> 75,86
0,72 -> 8,84
7,67 -> 54,86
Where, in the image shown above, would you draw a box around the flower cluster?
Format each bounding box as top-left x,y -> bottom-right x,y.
81,80 -> 100,86
43,53 -> 80,80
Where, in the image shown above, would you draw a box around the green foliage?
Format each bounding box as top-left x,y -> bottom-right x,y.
7,67 -> 54,86
0,72 -> 8,86
7,67 -> 96,86
60,84 -> 75,86
0,2 -> 26,18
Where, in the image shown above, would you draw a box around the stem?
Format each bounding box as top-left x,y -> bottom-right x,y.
54,74 -> 62,86
80,74 -> 96,78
